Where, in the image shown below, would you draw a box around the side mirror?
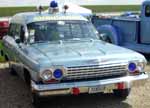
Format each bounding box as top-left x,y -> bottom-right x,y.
24,27 -> 29,44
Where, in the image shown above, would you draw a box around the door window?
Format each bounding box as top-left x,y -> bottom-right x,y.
8,23 -> 22,40
145,5 -> 150,17
8,24 -> 16,37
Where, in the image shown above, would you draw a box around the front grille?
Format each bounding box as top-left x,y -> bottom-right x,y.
64,63 -> 127,80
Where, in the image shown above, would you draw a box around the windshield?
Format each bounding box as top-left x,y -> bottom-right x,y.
27,20 -> 99,43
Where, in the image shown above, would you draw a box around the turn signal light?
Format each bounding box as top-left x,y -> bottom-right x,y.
72,87 -> 80,95
117,83 -> 125,90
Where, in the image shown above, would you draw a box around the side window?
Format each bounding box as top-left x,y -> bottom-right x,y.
15,24 -> 21,37
8,23 -> 21,38
145,5 -> 150,17
8,24 -> 16,37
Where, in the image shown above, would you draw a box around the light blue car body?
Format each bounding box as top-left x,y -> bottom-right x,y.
2,11 -> 148,97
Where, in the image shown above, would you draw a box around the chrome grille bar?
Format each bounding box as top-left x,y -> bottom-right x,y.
65,63 -> 127,80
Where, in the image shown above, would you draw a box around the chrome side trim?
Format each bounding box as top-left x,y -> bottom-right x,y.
31,73 -> 148,91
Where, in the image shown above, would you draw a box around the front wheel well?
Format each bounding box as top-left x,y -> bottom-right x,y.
24,68 -> 31,86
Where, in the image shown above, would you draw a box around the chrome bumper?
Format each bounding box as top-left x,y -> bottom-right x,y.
31,73 -> 148,96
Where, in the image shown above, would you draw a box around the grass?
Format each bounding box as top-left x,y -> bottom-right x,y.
84,5 -> 140,13
0,5 -> 141,17
0,6 -> 47,17
0,41 -> 5,62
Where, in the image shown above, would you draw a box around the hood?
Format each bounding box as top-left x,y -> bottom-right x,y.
26,40 -> 144,67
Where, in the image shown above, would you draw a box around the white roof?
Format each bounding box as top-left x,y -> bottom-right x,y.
45,3 -> 92,17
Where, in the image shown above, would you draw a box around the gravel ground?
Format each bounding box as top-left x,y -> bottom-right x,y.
0,63 -> 150,108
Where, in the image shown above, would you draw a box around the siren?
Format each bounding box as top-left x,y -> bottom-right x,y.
49,0 -> 59,13
63,5 -> 69,13
37,5 -> 43,14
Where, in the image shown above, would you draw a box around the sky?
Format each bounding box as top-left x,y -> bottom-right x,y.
0,0 -> 146,7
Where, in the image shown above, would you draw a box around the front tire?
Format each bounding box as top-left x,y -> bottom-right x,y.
32,93 -> 41,108
113,88 -> 131,99
9,62 -> 17,75
24,71 -> 42,108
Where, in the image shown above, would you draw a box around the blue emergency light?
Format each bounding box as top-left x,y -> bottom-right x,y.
50,0 -> 58,8
53,69 -> 63,79
128,62 -> 137,72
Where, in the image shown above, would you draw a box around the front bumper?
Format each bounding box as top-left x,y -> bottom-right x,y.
31,73 -> 148,97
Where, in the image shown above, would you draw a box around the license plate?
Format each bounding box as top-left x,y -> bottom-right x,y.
104,84 -> 116,93
89,86 -> 105,94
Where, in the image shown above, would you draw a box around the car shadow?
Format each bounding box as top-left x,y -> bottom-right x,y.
40,94 -> 132,108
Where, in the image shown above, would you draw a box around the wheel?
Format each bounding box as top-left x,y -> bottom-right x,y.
24,70 -> 31,87
9,62 -> 17,75
32,93 -> 41,108
24,71 -> 42,108
113,88 -> 131,99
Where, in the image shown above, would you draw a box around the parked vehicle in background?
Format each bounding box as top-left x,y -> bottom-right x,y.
92,0 -> 150,54
0,17 -> 10,61
0,17 -> 9,39
2,1 -> 149,107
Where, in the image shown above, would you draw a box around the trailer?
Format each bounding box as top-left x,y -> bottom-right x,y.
92,0 -> 150,54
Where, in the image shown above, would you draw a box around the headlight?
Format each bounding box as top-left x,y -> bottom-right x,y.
128,60 -> 146,74
137,61 -> 146,71
128,62 -> 137,72
53,69 -> 63,79
41,70 -> 52,81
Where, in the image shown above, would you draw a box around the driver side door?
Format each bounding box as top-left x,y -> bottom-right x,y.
3,23 -> 24,77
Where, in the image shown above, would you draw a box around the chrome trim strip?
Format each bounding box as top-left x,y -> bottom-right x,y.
31,73 -> 148,91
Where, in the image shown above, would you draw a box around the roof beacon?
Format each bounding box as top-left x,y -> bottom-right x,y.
37,5 -> 43,14
63,5 -> 69,14
49,0 -> 59,14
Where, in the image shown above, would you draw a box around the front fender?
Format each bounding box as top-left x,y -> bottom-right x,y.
97,25 -> 120,45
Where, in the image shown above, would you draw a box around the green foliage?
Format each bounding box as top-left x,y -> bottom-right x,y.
0,6 -> 48,16
83,5 -> 140,13
0,41 -> 5,62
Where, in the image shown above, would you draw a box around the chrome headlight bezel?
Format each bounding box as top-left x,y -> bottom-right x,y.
127,60 -> 146,73
40,69 -> 53,81
40,66 -> 66,81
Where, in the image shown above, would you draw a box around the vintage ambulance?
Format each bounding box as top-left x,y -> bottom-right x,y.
2,1 -> 148,107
